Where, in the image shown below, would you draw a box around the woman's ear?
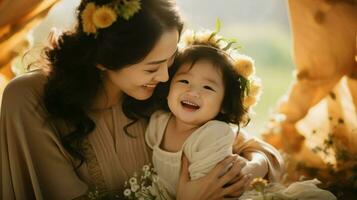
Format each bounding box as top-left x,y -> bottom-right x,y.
96,64 -> 107,71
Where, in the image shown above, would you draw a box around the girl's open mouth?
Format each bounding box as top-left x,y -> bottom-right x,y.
181,100 -> 200,111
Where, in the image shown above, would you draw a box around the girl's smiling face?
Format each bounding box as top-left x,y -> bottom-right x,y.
167,59 -> 225,126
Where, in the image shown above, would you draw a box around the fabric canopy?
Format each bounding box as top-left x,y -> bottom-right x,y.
0,0 -> 59,78
263,0 -> 357,191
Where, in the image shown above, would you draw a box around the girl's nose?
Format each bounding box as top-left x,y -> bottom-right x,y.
186,88 -> 200,98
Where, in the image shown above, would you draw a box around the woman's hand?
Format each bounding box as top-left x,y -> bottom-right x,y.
176,154 -> 252,200
240,152 -> 269,180
226,152 -> 269,194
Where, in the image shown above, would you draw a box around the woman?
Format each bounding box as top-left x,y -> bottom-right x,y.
0,0 -> 283,199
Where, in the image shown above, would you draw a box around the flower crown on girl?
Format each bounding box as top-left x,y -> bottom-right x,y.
178,22 -> 262,114
80,0 -> 141,35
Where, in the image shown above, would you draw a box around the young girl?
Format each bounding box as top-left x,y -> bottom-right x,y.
145,29 -> 278,198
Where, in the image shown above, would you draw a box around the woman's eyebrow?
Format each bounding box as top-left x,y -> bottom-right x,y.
145,48 -> 178,65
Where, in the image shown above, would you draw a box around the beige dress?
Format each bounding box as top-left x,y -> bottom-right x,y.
1,71 -> 151,200
1,71 -> 284,200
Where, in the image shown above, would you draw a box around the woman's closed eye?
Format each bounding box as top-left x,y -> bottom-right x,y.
145,68 -> 159,73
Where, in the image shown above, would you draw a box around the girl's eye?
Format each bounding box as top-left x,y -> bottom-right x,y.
178,80 -> 189,84
203,85 -> 215,91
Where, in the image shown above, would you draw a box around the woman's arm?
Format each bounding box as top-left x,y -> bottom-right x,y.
177,155 -> 251,200
177,122 -> 260,199
176,129 -> 283,199
241,151 -> 269,178
1,72 -> 88,200
233,130 -> 284,182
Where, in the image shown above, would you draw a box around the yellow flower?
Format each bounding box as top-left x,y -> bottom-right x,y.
93,6 -> 117,29
81,3 -> 97,34
181,29 -> 195,46
119,0 -> 141,20
250,177 -> 268,193
243,95 -> 257,108
234,55 -> 255,78
196,30 -> 214,44
249,77 -> 262,97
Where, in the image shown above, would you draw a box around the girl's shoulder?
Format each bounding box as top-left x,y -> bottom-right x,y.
186,120 -> 237,146
199,120 -> 235,135
145,110 -> 171,148
148,110 -> 171,126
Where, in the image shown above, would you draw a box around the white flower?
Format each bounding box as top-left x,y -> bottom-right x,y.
131,184 -> 140,192
144,170 -> 151,178
142,165 -> 150,172
129,177 -> 137,185
123,188 -> 131,196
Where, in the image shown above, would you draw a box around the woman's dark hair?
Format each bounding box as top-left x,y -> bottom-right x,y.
159,45 -> 250,130
43,0 -> 183,166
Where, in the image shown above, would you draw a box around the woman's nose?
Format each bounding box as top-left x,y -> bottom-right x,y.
154,65 -> 169,82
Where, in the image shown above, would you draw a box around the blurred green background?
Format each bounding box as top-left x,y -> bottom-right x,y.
28,0 -> 295,136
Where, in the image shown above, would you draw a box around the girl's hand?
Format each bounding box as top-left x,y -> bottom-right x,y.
176,154 -> 252,200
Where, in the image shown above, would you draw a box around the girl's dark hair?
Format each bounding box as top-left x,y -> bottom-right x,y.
43,0 -> 183,166
160,45 -> 250,130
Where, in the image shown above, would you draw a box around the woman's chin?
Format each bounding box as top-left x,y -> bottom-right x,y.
132,92 -> 153,101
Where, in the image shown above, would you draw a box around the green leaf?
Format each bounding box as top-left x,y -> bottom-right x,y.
215,18 -> 221,33
207,32 -> 217,42
222,41 -> 236,51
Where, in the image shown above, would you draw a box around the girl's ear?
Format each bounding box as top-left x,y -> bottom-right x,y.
96,64 -> 106,71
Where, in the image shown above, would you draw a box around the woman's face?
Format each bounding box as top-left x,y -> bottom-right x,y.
167,59 -> 225,126
102,29 -> 179,100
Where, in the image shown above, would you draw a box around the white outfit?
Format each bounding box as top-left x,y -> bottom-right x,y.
145,110 -> 236,197
239,179 -> 337,200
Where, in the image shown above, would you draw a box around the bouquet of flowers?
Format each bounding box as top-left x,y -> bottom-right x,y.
123,164 -> 172,200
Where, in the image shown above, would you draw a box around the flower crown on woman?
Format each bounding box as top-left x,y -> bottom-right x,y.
80,0 -> 141,35
178,24 -> 262,115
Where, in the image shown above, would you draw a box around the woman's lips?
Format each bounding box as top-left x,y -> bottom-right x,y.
143,84 -> 157,91
143,84 -> 157,88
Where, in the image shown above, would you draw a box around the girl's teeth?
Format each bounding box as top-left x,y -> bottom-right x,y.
182,100 -> 198,106
144,84 -> 156,88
